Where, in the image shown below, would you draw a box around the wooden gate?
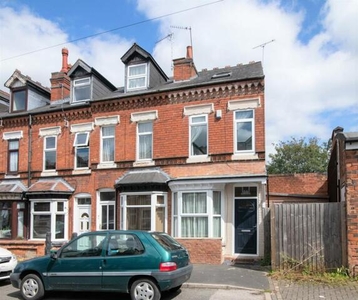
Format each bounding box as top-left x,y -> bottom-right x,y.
269,202 -> 346,272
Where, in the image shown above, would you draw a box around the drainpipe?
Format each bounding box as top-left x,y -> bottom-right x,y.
27,114 -> 32,240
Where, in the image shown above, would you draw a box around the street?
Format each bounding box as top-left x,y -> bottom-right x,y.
0,280 -> 266,300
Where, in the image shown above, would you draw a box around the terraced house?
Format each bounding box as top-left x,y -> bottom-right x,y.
0,44 -> 266,264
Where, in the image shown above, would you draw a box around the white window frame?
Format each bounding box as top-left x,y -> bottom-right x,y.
30,199 -> 68,241
120,192 -> 167,232
189,114 -> 208,157
234,109 -> 255,154
172,190 -> 222,238
97,189 -> 116,231
73,132 -> 90,169
101,126 -> 115,163
73,77 -> 91,102
137,121 -> 153,161
127,63 -> 148,91
43,136 -> 57,171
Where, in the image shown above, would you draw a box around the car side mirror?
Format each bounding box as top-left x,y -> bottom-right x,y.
50,251 -> 58,260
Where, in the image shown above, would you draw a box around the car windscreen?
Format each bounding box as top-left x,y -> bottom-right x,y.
151,233 -> 184,251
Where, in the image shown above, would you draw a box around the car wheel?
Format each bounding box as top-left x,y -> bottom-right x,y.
130,278 -> 161,300
169,284 -> 182,292
20,274 -> 45,300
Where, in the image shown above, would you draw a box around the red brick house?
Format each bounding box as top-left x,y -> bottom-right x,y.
0,44 -> 266,264
329,127 -> 358,274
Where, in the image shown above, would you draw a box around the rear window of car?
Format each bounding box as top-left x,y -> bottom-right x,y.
151,233 -> 184,251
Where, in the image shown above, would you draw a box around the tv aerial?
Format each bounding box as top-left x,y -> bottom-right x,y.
253,39 -> 275,66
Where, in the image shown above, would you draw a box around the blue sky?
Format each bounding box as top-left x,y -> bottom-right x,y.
0,0 -> 357,156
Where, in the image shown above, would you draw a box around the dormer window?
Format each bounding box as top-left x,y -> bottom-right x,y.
127,64 -> 147,90
73,78 -> 91,102
11,88 -> 27,112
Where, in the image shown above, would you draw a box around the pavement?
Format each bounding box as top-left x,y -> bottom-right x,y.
185,263 -> 358,300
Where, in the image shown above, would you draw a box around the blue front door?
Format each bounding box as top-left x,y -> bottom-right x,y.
235,198 -> 257,254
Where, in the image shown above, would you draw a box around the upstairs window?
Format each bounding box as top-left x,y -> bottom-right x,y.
190,115 -> 208,156
8,140 -> 19,173
235,110 -> 254,153
101,126 -> 115,163
74,132 -> 90,169
73,78 -> 91,102
11,88 -> 27,112
137,122 -> 153,160
44,136 -> 57,171
127,64 -> 147,90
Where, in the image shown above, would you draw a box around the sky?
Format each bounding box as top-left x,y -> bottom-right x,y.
0,0 -> 357,157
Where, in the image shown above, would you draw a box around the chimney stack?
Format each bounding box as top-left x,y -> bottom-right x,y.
50,48 -> 71,101
173,45 -> 197,81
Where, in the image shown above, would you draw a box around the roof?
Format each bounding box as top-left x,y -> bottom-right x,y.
0,180 -> 27,193
27,178 -> 75,194
115,169 -> 171,186
4,69 -> 51,94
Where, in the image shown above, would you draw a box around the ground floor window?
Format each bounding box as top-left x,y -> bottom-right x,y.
31,200 -> 67,241
120,193 -> 166,232
98,190 -> 115,230
173,190 -> 222,238
0,201 -> 25,239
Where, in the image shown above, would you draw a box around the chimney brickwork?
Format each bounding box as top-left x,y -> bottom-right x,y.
173,46 -> 198,81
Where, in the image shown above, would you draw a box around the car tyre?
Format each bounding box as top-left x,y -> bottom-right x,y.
130,278 -> 161,300
20,274 -> 45,300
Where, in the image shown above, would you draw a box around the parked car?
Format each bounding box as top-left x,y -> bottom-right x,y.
0,247 -> 18,281
10,230 -> 192,300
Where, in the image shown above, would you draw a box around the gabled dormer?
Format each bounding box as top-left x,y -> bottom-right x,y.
121,43 -> 168,92
67,60 -> 116,104
5,70 -> 50,113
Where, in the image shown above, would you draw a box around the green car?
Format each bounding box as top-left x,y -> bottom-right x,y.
10,230 -> 193,300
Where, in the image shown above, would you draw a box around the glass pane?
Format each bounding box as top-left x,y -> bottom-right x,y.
45,151 -> 56,170
57,202 -> 64,212
33,215 -> 51,238
213,217 -> 221,238
191,124 -> 207,155
102,126 -> 115,137
74,85 -> 91,101
101,205 -> 108,230
75,78 -> 90,85
235,110 -> 253,119
78,198 -> 91,205
236,121 -> 252,150
9,151 -> 19,172
195,193 -> 207,213
102,138 -> 114,162
157,195 -> 164,205
75,133 -> 88,146
192,116 -> 206,123
139,134 -> 152,159
0,202 -> 11,239
156,207 -> 164,231
129,77 -> 145,89
235,186 -> 257,197
9,140 -> 19,150
127,207 -> 151,230
138,122 -> 152,133
17,211 -> 24,238
213,191 -> 221,214
173,193 -> 178,215
76,147 -> 89,168
100,191 -> 115,201
127,195 -> 150,206
56,215 -> 65,239
34,202 -> 50,212
109,205 -> 115,230
129,65 -> 146,76
45,137 -> 56,149
13,90 -> 26,111
181,217 -> 208,237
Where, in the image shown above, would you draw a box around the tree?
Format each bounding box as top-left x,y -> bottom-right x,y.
266,137 -> 331,174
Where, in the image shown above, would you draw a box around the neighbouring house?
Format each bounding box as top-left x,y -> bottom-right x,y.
0,90 -> 9,112
0,44 -> 266,264
329,127 -> 358,275
268,173 -> 328,205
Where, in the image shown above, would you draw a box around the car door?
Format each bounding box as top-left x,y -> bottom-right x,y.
46,232 -> 107,291
101,233 -> 156,291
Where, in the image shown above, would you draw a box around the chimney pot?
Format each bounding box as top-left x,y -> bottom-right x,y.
61,48 -> 69,73
186,46 -> 193,59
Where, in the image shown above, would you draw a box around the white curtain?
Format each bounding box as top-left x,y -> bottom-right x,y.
182,193 -> 208,237
138,123 -> 152,159
102,127 -> 114,162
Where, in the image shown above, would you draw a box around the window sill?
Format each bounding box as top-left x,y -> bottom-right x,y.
231,153 -> 258,160
41,170 -> 58,177
133,160 -> 155,167
186,156 -> 211,164
72,169 -> 92,175
5,174 -> 20,179
97,162 -> 117,169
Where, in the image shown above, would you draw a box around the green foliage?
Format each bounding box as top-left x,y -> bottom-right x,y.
267,137 -> 331,174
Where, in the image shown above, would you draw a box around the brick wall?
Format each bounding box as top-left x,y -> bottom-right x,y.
0,240 -> 45,260
345,150 -> 358,273
177,238 -> 222,264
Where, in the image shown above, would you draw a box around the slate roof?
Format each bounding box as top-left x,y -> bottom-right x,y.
115,169 -> 171,186
28,178 -> 74,194
0,180 -> 27,193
